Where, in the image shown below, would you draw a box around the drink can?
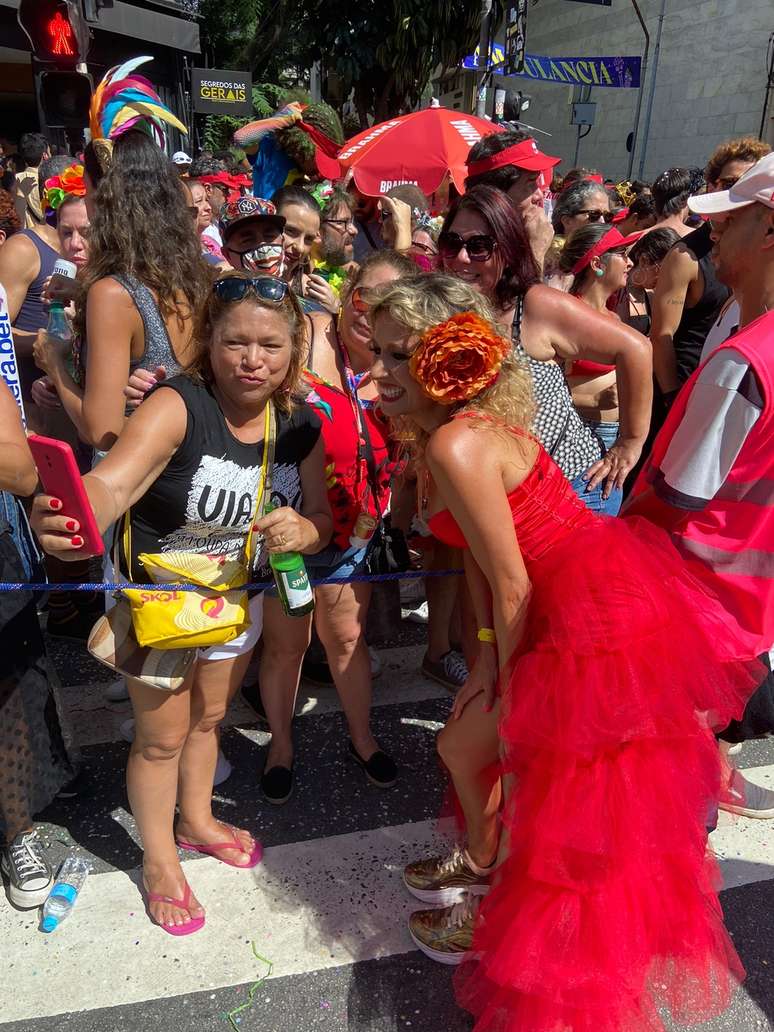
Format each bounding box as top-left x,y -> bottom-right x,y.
349,512 -> 378,550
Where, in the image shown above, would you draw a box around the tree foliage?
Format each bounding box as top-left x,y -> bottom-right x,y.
198,0 -> 505,127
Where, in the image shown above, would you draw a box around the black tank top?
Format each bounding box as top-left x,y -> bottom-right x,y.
672,221 -> 730,384
120,376 -> 321,579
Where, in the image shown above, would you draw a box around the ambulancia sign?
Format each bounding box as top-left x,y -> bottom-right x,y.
191,68 -> 252,116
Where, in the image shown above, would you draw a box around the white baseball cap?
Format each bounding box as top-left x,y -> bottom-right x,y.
688,152 -> 774,215
172,151 -> 192,166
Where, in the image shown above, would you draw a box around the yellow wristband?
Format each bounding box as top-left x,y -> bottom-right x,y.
477,627 -> 496,645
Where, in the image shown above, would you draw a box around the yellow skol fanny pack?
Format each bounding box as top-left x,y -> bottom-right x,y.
121,401 -> 275,651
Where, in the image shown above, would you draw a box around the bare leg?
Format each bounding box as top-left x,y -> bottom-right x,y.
175,650 -> 257,864
426,543 -> 460,663
259,596 -> 312,769
127,674 -> 203,929
437,700 -> 502,868
315,580 -> 380,759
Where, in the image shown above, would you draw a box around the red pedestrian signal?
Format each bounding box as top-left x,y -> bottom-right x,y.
18,0 -> 90,67
47,12 -> 76,57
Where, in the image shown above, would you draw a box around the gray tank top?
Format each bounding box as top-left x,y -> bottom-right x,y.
112,274 -> 181,377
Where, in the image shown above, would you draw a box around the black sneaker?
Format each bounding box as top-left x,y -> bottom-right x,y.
347,741 -> 397,788
56,768 -> 88,799
261,765 -> 294,805
1,831 -> 53,909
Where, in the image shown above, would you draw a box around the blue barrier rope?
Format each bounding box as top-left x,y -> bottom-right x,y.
0,568 -> 464,592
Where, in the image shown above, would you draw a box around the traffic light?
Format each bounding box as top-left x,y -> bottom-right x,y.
17,0 -> 90,68
18,1 -> 92,131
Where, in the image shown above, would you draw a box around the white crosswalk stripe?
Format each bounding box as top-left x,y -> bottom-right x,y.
3,643 -> 774,1031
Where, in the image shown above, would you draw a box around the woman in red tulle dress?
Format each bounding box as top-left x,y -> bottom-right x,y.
367,272 -> 762,1032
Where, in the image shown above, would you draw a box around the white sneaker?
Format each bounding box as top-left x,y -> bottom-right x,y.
121,718 -> 232,786
727,743 -> 743,756
719,769 -> 774,819
104,679 -> 129,702
404,601 -> 429,625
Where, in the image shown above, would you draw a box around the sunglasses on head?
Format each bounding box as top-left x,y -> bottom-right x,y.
577,209 -> 614,223
437,231 -> 497,262
351,286 -> 369,314
212,276 -> 289,304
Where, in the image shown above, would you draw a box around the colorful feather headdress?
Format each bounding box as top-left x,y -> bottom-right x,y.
89,56 -> 187,148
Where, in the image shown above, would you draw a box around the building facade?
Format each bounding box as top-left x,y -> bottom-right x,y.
442,0 -> 773,181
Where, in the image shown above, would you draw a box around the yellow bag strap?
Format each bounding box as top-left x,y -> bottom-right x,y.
118,398 -> 277,581
243,399 -> 276,565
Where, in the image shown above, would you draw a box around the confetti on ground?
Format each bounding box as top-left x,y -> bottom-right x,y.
224,942 -> 273,1032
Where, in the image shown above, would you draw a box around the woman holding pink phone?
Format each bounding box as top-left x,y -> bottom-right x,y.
31,273 -> 332,935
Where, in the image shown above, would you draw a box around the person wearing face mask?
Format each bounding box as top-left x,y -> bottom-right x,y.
557,225 -> 643,516
439,184 -> 651,513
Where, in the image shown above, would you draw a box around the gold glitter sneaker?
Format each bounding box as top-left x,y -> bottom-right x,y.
408,895 -> 479,966
403,845 -> 492,906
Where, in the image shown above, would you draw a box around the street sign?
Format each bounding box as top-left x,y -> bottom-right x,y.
191,68 -> 252,117
504,1 -> 528,76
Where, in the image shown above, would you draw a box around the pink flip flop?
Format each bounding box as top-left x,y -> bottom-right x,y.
143,880 -> 205,936
176,824 -> 263,869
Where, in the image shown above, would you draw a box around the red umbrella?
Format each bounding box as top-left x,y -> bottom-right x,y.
337,108 -> 505,197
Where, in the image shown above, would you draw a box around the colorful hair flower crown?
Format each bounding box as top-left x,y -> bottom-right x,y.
308,180 -> 335,208
409,312 -> 510,405
44,163 -> 86,212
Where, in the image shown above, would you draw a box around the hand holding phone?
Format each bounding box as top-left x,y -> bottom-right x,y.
28,435 -> 104,558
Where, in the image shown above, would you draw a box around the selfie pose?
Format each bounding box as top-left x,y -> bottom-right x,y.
31,274 -> 331,935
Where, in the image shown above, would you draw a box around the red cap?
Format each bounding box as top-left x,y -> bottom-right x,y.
571,227 -> 643,276
466,138 -> 561,178
611,207 -> 629,223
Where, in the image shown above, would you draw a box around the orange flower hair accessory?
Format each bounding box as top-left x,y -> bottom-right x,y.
409,312 -> 510,405
44,163 -> 86,212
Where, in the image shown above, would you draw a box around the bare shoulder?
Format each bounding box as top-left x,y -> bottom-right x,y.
426,417 -> 533,478
661,242 -> 698,277
87,276 -> 137,309
0,232 -> 38,275
122,382 -> 188,440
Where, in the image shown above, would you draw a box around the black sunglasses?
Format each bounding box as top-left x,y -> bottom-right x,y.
577,209 -> 614,223
212,276 -> 289,304
437,231 -> 497,262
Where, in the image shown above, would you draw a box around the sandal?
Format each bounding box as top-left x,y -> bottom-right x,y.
176,823 -> 263,869
143,879 -> 205,937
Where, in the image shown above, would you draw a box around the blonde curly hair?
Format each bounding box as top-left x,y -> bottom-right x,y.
367,272 -> 535,456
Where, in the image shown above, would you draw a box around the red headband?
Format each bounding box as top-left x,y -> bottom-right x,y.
571,227 -> 642,276
466,138 -> 561,177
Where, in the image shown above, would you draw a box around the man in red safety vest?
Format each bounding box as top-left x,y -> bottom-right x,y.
627,152 -> 774,819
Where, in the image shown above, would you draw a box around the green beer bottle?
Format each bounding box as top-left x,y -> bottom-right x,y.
265,506 -> 315,617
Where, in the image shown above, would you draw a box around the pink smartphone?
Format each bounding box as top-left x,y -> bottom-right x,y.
28,435 -> 104,557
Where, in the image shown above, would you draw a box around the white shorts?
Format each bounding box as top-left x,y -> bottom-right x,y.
198,593 -> 264,662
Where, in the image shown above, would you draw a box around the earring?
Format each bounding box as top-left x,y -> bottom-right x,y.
594,268 -> 604,278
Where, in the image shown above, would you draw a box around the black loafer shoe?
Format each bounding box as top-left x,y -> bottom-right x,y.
261,765 -> 294,805
347,741 -> 397,788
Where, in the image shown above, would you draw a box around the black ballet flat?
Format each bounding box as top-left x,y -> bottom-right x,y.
260,764 -> 294,805
347,741 -> 397,788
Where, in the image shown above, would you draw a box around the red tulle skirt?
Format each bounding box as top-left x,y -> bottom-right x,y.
455,516 -> 763,1032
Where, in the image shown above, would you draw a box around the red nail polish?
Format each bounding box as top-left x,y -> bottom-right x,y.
49,498 -> 62,510
66,520 -> 77,532
71,536 -> 83,547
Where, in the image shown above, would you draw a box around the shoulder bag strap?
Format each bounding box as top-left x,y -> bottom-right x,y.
244,400 -> 276,565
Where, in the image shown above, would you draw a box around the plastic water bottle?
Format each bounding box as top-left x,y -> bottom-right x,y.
46,302 -> 73,345
41,855 -> 90,932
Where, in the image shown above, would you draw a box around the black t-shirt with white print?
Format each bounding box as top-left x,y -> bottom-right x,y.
120,375 -> 321,580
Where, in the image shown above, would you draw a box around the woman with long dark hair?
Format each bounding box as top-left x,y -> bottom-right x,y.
439,184 -> 651,509
34,130 -> 210,451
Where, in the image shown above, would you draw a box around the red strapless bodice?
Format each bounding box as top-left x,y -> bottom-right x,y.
428,446 -> 598,561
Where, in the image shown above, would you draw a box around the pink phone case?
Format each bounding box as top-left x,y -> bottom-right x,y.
28,435 -> 104,557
